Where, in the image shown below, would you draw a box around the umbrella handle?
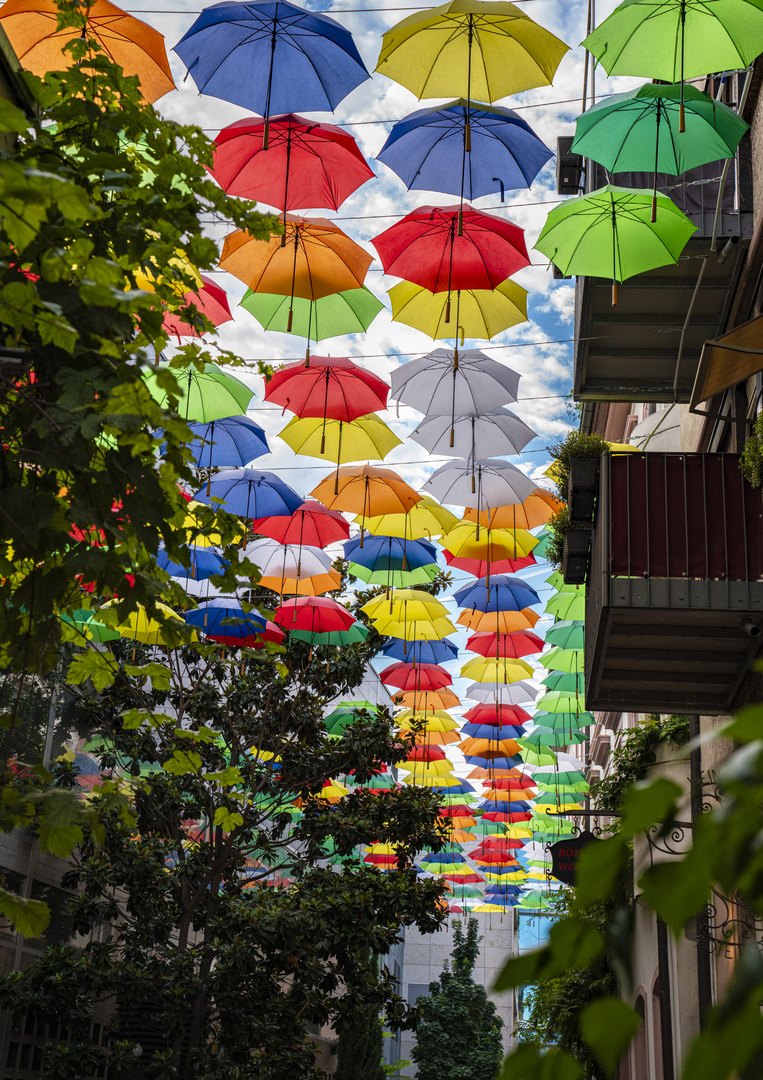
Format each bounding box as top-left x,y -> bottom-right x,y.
651,193 -> 657,224
287,306 -> 293,333
305,346 -> 310,366
612,279 -> 618,306
263,117 -> 270,151
445,297 -> 451,323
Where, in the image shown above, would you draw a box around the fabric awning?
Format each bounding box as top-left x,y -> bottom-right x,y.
691,313 -> 763,408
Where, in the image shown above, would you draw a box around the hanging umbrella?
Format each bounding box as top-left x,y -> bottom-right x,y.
395,709 -> 458,732
174,0 -> 370,130
194,468 -> 303,519
163,276 -> 233,338
466,630 -> 544,659
219,217 -> 373,329
279,415 -> 401,475
453,575 -> 540,612
371,615 -> 457,642
310,466 -> 422,538
544,621 -> 585,650
345,535 -> 439,589
293,622 -> 369,648
62,609 -> 120,643
378,99 -> 552,200
241,287 -> 383,360
265,356 -> 390,421
251,500 -> 349,547
393,688 -> 461,711
545,591 -> 585,621
458,608 -> 540,634
0,0 -> 176,102
372,205 -> 529,312
143,363 -> 254,422
359,495 -> 458,541
443,549 -> 536,578
185,598 -> 268,641
273,595 -> 356,634
106,601 -> 190,644
363,588 -> 450,623
536,691 -> 587,714
376,1 -> 569,100
542,647 -> 584,674
464,488 -> 562,529
388,281 -> 527,345
465,681 -> 538,705
156,543 -> 229,580
212,114 -> 374,223
381,662 -> 453,693
423,457 -> 536,507
413,407 -> 536,462
162,415 -> 269,472
460,656 -> 534,683
382,638 -> 459,664
243,538 -> 340,595
463,704 -> 533,725
439,522 -> 538,562
582,0 -> 763,131
534,185 -> 697,305
541,672 -> 586,694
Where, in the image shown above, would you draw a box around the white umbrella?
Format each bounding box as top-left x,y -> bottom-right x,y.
465,680 -> 539,704
389,349 -> 520,431
422,457 -> 537,507
243,537 -> 334,579
410,408 -> 536,460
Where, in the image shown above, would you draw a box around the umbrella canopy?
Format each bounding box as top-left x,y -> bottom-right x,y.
168,415 -> 269,470
279,414 -> 401,464
453,575 -> 540,611
185,597 -> 267,641
423,457 -> 536,508
241,287 -> 383,349
545,591 -> 585,620
211,113 -> 374,210
347,561 -> 438,589
108,602 -> 189,644
293,622 -> 369,647
363,588 -> 450,624
310,465 -> 422,522
144,363 -> 254,422
543,620 -> 585,650
344,534 -> 438,571
388,281 -> 527,342
243,538 -> 340,595
381,663 -> 453,693
195,469 -> 303,519
0,0 -> 175,102
465,680 -> 538,705
376,1 -> 569,100
467,630 -> 544,658
62,609 -> 120,643
378,99 -> 552,200
460,656 -> 534,683
372,615 -> 457,642
413,405 -> 536,460
273,595 -> 356,633
464,488 -> 562,529
359,495 -> 458,540
390,348 -> 520,416
251,499 -> 350,547
458,608 -> 540,634
156,543 -> 229,580
372,205 -> 529,298
174,0 -> 370,117
463,704 -> 533,725
396,709 -> 458,732
264,356 -> 390,421
542,647 -> 584,674
382,638 -> 459,664
535,185 -> 697,304
393,688 -> 461,710
443,549 -> 536,578
439,522 -> 538,561
163,276 -> 233,337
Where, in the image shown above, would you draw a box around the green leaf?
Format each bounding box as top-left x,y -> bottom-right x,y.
619,777 -> 682,838
67,648 -> 117,691
494,917 -> 603,992
638,857 -> 712,936
123,661 -> 172,691
0,888 -> 50,938
213,806 -> 244,831
0,98 -> 28,133
574,837 -> 627,906
500,1044 -> 582,1080
121,708 -> 175,730
163,749 -> 202,775
580,998 -> 641,1075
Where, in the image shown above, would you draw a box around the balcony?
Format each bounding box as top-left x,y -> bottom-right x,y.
585,452 -> 763,714
573,147 -> 753,403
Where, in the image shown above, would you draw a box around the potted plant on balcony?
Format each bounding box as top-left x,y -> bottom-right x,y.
546,432 -> 609,579
741,412 -> 763,489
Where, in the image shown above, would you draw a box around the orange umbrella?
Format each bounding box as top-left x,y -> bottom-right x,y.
460,737 -> 521,756
259,568 -> 342,596
310,465 -> 421,538
0,0 -> 175,102
464,489 -> 562,530
404,729 -> 462,746
393,688 -> 461,711
219,216 -> 372,329
458,607 -> 540,633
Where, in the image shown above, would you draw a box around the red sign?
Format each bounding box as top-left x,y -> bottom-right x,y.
549,831 -> 599,886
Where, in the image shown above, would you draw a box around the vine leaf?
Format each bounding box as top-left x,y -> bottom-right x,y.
500,1044 -> 582,1080
580,998 -> 641,1075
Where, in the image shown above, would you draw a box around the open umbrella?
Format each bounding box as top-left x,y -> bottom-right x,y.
163,276 -> 233,338
388,281 -> 527,347
175,0 -> 370,135
439,522 -> 538,562
251,500 -> 349,547
543,621 -> 585,650
185,597 -> 267,641
241,287 -> 383,361
243,538 -> 340,595
460,657 -> 534,683
459,608 -> 540,634
166,415 -> 269,472
466,630 -> 544,658
0,0 -> 175,102
464,488 -> 562,529
443,549 -> 536,578
265,356 -> 390,421
382,638 -> 459,664
411,407 -> 536,460
465,680 -> 537,705
423,457 -> 536,507
534,184 -> 697,305
279,415 -> 401,473
359,495 -> 458,541
381,662 -> 453,693
194,468 -> 303,519
390,347 -> 520,421
310,465 -> 421,538
274,595 -> 356,634
454,575 -> 539,611
144,363 -> 254,422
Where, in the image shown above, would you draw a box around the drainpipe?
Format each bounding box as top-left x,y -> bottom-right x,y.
689,714 -> 712,1028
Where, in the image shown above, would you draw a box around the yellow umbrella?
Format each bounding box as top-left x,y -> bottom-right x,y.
399,759 -> 455,776
396,710 -> 458,731
103,601 -> 192,644
279,414 -> 401,467
133,233 -> 202,296
177,500 -> 243,548
460,656 -> 535,683
372,615 -> 457,641
388,279 -> 527,342
359,494 -> 458,540
440,522 -> 538,561
400,773 -> 464,788
362,588 -> 450,623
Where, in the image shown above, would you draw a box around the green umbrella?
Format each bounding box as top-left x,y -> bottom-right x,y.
536,691 -> 587,713
534,185 -> 697,305
517,743 -> 557,766
544,621 -> 585,650
240,286 -> 384,361
534,791 -> 586,806
347,560 -> 439,588
545,591 -> 585,621
532,768 -> 587,786
62,609 -> 120,643
532,528 -> 553,560
540,672 -> 585,694
541,648 -> 584,675
533,710 -> 594,731
293,623 -> 370,647
582,0 -> 763,130
519,727 -> 587,747
144,363 -> 254,422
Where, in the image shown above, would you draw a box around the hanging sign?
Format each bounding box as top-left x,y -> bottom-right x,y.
549,830 -> 600,886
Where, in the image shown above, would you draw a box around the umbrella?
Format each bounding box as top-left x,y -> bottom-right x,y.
362,588 -> 450,624
273,595 -> 356,634
371,615 -> 456,642
458,608 -> 540,634
466,630 -> 544,658
460,656 -> 534,683
310,466 -> 422,537
465,681 -> 538,705
107,602 -> 189,644
211,114 -> 374,227
279,415 -> 401,477
0,0 -> 175,102
443,549 -> 536,578
165,416 -> 269,472
62,609 -> 120,643
545,591 -> 585,621
463,704 -> 532,725
582,0 -> 763,131
382,638 -> 459,664
536,691 -> 587,714
163,276 -> 233,338
264,356 -> 390,422
423,457 -> 536,507
156,543 -> 229,580
411,408 -> 536,462
241,287 -> 383,361
219,216 -> 373,327
372,205 -> 529,309
543,621 -> 585,650
377,99 -> 552,200
293,622 -> 369,647
388,281 -> 527,346
144,363 -> 254,422
439,522 -> 538,562
464,488 -> 562,529
453,575 -> 539,612
185,598 -> 267,641
243,538 -> 340,595
345,534 -> 439,588
542,647 -> 584,674
194,468 -> 303,519
251,500 -> 349,547
393,688 -> 461,711
174,0 -> 369,132
534,185 -> 697,305
376,1 -> 569,101
390,350 -> 521,437
395,710 -> 458,732
359,495 -> 458,541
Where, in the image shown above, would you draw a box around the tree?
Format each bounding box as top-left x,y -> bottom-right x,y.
411,918 -> 504,1080
334,1005 -> 385,1080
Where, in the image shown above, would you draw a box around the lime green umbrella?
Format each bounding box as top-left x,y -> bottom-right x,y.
144,363 -> 254,422
534,791 -> 587,806
62,609 -> 120,643
348,560 -> 439,588
519,727 -> 587,747
240,286 -> 384,361
542,646 -> 584,674
536,691 -> 586,714
517,743 -> 557,766
545,591 -> 585,621
541,672 -> 585,694
534,185 -> 697,305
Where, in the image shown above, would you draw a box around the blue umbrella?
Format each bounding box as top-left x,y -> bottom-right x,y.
174,1 -> 370,138
477,800 -> 532,814
157,544 -> 229,580
381,638 -> 459,664
460,722 -> 526,740
162,416 -> 269,470
193,469 -> 302,519
343,534 -> 437,570
463,755 -> 522,770
453,575 -> 539,612
485,883 -> 524,895
377,99 -> 553,201
185,598 -> 267,640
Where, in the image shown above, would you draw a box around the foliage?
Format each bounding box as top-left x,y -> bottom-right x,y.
335,1001 -> 385,1080
741,411 -> 763,489
546,431 -> 610,503
545,505 -> 569,572
411,918 -> 504,1080
591,714 -> 690,814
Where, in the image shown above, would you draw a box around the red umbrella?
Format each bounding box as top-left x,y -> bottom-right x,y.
163,275 -> 233,338
380,662 -> 453,693
439,804 -> 474,818
441,870 -> 483,883
472,837 -> 526,852
482,810 -> 533,823
273,595 -> 356,633
487,777 -> 537,794
466,630 -> 545,659
405,744 -> 447,762
443,549 -> 536,576
251,499 -> 350,548
463,704 -> 533,726
212,114 -> 374,229
264,357 -> 390,423
371,204 -> 529,320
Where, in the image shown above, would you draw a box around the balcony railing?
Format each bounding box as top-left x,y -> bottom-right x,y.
585,452 -> 763,714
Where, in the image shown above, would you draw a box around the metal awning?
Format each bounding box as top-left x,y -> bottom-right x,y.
690,312 -> 763,408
